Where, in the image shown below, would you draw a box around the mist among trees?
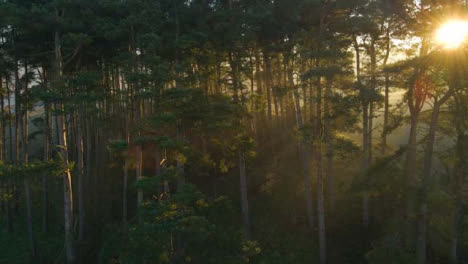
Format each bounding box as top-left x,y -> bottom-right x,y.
0,0 -> 468,263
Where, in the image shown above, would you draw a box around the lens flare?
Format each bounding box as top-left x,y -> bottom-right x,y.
435,20 -> 468,49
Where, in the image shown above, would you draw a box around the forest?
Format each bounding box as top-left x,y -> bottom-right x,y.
0,0 -> 468,263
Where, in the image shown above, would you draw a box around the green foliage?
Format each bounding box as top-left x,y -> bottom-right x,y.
101,184 -> 260,264
0,160 -> 63,180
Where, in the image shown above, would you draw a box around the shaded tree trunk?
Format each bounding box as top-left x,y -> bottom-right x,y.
417,96 -> 451,264
76,113 -> 85,241
239,150 -> 250,239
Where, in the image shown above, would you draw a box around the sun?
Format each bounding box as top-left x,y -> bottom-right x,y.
435,20 -> 468,49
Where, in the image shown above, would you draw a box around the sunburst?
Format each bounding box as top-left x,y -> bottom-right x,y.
435,20 -> 468,49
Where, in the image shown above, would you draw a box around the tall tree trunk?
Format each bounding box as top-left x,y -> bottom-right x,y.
5,77 -> 13,232
381,73 -> 390,155
76,113 -> 85,241
23,62 -> 29,163
22,61 -> 36,262
405,111 -> 419,240
381,29 -> 391,155
136,144 -> 143,206
362,101 -> 370,227
416,97 -> 451,264
228,51 -> 240,103
55,27 -> 76,264
176,127 -> 185,191
263,53 -> 273,123
239,150 -> 250,239
451,199 -> 462,264
315,73 -> 326,264
449,96 -> 466,264
85,118 -> 91,218
14,61 -> 20,164
254,46 -> 264,129
0,77 -> 4,161
24,176 -> 36,261
355,35 -> 370,227
123,118 -> 129,230
6,78 -> 13,164
289,63 -> 314,229
324,79 -> 335,213
42,70 -> 51,233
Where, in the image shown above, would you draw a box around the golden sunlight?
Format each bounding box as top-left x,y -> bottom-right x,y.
435,20 -> 468,49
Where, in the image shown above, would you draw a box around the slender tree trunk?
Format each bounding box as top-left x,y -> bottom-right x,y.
228,51 -> 239,103
0,77 -> 4,161
451,200 -> 462,264
85,118 -> 91,217
289,63 -> 314,229
362,101 -> 370,227
24,176 -> 36,261
239,150 -> 250,239
381,29 -> 391,155
405,112 -> 419,227
355,36 -> 370,227
381,73 -> 390,155
58,109 -> 76,264
123,118 -> 129,230
22,61 -> 36,262
254,46 -> 264,127
42,77 -> 51,232
5,77 -> 13,232
136,144 -> 143,206
55,27 -> 76,264
324,79 -> 334,212
14,62 -> 20,164
6,79 -> 13,164
76,113 -> 85,241
263,53 -> 273,123
417,99 -> 447,264
315,73 -> 326,264
23,62 -> 29,163
450,96 -> 466,264
176,127 -> 185,191
6,177 -> 13,232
